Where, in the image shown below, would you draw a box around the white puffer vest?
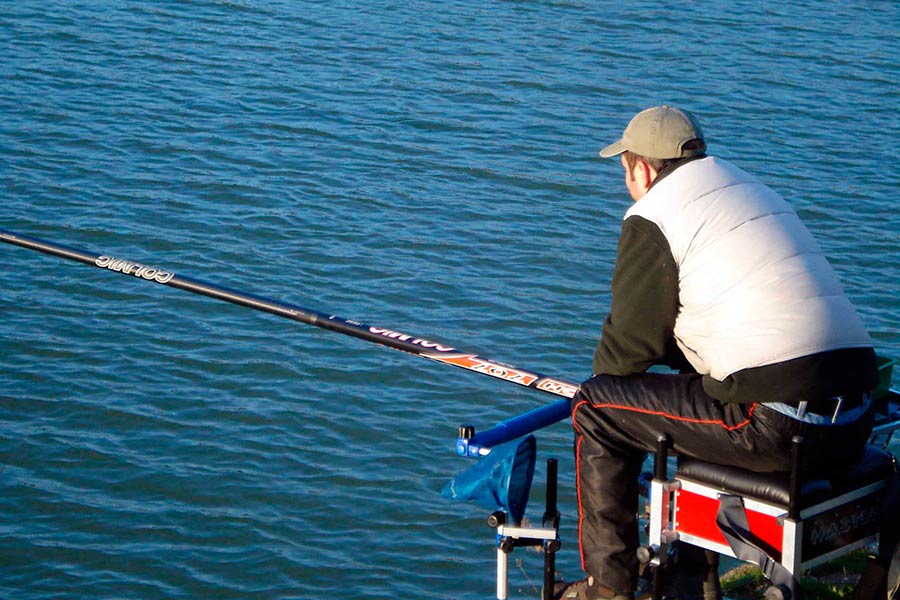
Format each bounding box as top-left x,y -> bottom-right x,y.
625,156 -> 872,381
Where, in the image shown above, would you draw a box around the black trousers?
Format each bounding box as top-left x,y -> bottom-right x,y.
570,372 -> 874,594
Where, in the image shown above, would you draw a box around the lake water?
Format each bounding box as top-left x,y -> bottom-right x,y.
1,2 -> 897,598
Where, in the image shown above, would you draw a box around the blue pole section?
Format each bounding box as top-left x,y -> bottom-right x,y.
456,398 -> 571,457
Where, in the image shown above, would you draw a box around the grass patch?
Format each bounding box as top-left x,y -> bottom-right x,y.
720,563 -> 769,598
720,549 -> 871,599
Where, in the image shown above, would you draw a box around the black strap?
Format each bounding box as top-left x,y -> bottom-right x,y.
716,494 -> 800,598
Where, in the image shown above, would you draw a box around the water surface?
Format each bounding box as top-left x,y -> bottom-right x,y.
1,2 -> 897,598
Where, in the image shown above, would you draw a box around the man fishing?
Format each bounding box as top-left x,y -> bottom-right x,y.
555,106 -> 879,600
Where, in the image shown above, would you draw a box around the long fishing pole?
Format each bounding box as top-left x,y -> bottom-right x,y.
0,228 -> 575,454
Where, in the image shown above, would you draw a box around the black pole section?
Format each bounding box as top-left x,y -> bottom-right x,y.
788,435 -> 804,521
654,434 -> 671,480
543,458 -> 559,528
0,229 -> 579,405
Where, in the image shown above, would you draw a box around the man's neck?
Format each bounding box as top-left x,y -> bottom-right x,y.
647,154 -> 708,192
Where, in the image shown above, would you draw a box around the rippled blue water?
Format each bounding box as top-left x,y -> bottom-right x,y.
1,2 -> 898,598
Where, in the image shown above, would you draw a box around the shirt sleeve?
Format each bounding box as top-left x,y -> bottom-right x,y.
592,215 -> 682,376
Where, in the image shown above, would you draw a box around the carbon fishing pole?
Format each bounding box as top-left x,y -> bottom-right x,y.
0,228 -> 575,453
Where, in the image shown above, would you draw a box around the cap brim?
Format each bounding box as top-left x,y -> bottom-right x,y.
599,139 -> 626,158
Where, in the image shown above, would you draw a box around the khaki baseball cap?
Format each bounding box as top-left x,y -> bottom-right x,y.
599,106 -> 706,159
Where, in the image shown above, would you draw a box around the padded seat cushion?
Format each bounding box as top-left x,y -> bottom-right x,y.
677,446 -> 895,508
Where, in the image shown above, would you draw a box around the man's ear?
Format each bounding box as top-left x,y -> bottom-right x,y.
635,160 -> 658,192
